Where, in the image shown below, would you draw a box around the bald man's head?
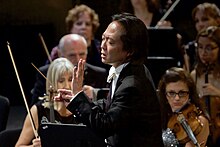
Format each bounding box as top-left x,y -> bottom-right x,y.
58,34 -> 88,65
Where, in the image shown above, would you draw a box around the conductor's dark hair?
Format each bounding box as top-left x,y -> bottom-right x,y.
112,13 -> 149,64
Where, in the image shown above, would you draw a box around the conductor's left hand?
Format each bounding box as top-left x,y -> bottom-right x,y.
72,59 -> 85,95
54,59 -> 85,106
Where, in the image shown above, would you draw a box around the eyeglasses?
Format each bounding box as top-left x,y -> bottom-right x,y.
197,45 -> 218,53
166,90 -> 189,99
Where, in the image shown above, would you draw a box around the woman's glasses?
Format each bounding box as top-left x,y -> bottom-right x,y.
166,90 -> 189,99
197,45 -> 218,53
196,26 -> 220,53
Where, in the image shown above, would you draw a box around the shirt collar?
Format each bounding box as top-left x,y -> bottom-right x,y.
107,63 -> 129,83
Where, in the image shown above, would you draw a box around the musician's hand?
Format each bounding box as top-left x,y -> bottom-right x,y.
32,137 -> 41,147
202,83 -> 220,97
72,59 -> 85,95
83,85 -> 94,101
156,20 -> 172,28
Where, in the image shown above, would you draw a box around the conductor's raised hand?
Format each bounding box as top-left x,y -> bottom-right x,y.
72,59 -> 85,95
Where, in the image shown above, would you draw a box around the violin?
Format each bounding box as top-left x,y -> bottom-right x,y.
200,64 -> 220,145
168,103 -> 203,145
48,85 -> 56,123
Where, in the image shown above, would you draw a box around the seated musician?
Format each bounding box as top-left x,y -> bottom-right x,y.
191,26 -> 220,147
183,2 -> 220,72
15,58 -> 80,147
158,67 -> 210,147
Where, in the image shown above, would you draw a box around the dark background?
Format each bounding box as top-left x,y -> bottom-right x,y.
0,0 -> 219,106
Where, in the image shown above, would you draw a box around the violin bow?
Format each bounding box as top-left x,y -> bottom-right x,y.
36,33 -> 57,123
31,63 -> 55,123
205,63 -> 211,118
7,42 -> 39,138
39,33 -> 52,63
31,63 -> 53,86
183,54 -> 190,73
155,0 -> 181,28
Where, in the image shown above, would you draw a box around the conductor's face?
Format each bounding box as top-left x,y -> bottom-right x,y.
101,21 -> 129,68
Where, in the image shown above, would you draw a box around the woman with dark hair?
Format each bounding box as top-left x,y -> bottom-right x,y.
158,67 -> 209,147
119,0 -> 171,27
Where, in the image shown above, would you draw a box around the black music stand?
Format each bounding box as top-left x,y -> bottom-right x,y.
147,27 -> 181,60
146,57 -> 177,87
145,27 -> 182,87
38,123 -> 106,147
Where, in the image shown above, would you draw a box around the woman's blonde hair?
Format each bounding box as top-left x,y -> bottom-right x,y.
43,57 -> 74,110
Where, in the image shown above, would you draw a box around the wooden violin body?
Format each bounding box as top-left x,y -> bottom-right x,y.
200,95 -> 220,144
201,65 -> 220,144
168,104 -> 203,144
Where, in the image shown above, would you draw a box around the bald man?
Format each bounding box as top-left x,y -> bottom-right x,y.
31,34 -> 108,106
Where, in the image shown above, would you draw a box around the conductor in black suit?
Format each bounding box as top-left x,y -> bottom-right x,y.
31,34 -> 108,106
57,13 -> 164,147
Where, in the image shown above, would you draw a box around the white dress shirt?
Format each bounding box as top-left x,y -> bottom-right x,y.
107,63 -> 129,98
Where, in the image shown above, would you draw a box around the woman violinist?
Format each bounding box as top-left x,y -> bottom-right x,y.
158,67 -> 210,147
191,26 -> 220,146
15,58 -> 79,147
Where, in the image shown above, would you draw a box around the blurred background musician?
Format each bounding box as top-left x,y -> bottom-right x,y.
190,26 -> 220,147
119,0 -> 171,27
183,2 -> 220,72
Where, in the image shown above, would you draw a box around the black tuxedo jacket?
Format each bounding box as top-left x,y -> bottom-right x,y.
67,63 -> 164,147
31,63 -> 108,106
